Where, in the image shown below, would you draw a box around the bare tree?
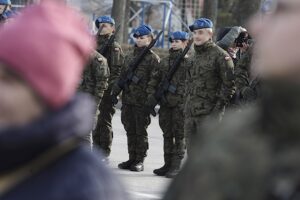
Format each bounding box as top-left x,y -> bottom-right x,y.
111,0 -> 127,43
232,0 -> 261,26
202,0 -> 218,28
123,0 -> 130,43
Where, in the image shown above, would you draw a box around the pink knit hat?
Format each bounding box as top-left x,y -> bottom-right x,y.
0,0 -> 95,109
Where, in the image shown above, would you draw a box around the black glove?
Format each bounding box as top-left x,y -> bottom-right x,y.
212,100 -> 225,113
145,95 -> 158,116
110,84 -> 122,105
241,86 -> 256,102
112,96 -> 118,105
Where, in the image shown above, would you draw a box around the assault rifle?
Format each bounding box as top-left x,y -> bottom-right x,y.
111,31 -> 163,105
147,39 -> 193,116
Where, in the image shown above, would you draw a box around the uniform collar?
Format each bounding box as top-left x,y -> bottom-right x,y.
194,40 -> 215,53
96,34 -> 112,45
133,45 -> 148,55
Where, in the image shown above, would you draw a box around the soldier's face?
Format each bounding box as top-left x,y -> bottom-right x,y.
193,29 -> 212,46
98,23 -> 114,35
0,65 -> 45,127
135,35 -> 151,47
170,40 -> 186,50
253,0 -> 300,79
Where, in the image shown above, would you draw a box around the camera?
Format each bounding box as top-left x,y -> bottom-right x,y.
235,31 -> 251,47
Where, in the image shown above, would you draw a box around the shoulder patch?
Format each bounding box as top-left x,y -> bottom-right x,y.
97,57 -> 103,62
225,56 -> 232,61
114,47 -> 120,52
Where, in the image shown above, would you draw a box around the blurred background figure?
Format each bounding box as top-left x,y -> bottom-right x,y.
216,26 -> 249,64
0,1 -> 127,200
78,50 -> 110,148
216,26 -> 258,107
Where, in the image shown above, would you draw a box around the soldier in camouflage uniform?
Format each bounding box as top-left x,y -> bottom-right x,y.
78,51 -> 109,143
112,24 -> 160,172
146,31 -> 191,178
163,1 -> 300,199
216,27 -> 256,106
184,18 -> 235,153
79,50 -> 109,106
92,16 -> 124,158
234,46 -> 260,104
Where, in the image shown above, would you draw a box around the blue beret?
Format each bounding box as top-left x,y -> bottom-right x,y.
133,24 -> 153,38
95,16 -> 115,28
0,0 -> 10,4
189,18 -> 213,31
169,31 -> 189,42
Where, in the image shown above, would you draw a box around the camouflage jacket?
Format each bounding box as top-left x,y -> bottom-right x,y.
96,34 -> 124,90
79,51 -> 110,104
147,49 -> 191,107
119,46 -> 160,107
164,81 -> 300,200
184,40 -> 235,117
235,46 -> 253,91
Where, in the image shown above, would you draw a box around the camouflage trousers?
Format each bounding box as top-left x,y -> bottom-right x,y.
184,115 -> 209,155
121,104 -> 151,161
92,91 -> 116,157
159,106 -> 185,163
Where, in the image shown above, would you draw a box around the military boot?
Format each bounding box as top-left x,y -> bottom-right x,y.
130,160 -> 144,172
118,153 -> 135,170
153,155 -> 172,176
165,158 -> 182,178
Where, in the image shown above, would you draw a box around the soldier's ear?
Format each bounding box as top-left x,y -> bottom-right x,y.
208,29 -> 213,38
148,34 -> 154,42
110,24 -> 115,32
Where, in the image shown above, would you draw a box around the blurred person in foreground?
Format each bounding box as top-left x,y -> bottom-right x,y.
163,0 -> 300,199
0,1 -> 127,200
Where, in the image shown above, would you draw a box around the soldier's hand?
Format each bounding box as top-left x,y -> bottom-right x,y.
144,106 -> 156,117
145,95 -> 157,107
111,94 -> 119,105
212,101 -> 225,117
144,95 -> 158,117
111,83 -> 122,95
110,83 -> 122,105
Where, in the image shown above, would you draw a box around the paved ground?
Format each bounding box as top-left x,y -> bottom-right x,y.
107,109 -> 172,200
